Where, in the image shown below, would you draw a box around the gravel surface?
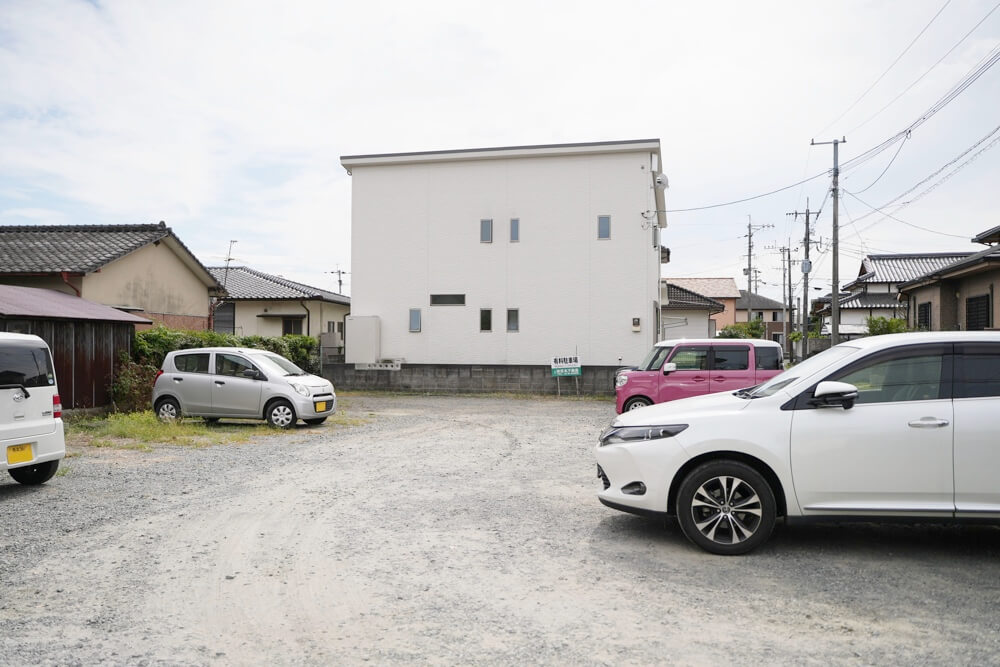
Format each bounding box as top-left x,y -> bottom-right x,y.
3,393 -> 1000,665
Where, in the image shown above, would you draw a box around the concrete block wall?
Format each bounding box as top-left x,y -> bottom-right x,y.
323,363 -> 619,396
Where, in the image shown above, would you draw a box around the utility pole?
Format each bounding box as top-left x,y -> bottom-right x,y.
326,265 -> 350,294
745,216 -> 773,331
766,243 -> 798,359
222,240 -> 238,289
787,199 -> 815,359
812,137 -> 846,345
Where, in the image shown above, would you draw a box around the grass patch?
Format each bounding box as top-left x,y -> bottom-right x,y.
67,411 -> 252,450
55,466 -> 70,477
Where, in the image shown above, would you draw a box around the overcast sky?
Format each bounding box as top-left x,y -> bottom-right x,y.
2,0 -> 998,303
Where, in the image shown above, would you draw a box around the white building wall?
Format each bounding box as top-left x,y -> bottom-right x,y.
660,310 -> 714,340
347,146 -> 662,366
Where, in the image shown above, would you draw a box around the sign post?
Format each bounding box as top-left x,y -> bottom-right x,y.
551,355 -> 582,396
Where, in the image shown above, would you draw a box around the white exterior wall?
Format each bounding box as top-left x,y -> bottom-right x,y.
660,310 -> 714,340
347,146 -> 662,366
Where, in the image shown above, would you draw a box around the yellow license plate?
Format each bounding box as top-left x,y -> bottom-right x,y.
314,401 -> 327,412
6,444 -> 32,465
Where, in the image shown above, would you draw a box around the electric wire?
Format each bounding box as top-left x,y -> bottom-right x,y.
847,191 -> 979,239
847,1 -> 1000,136
845,133 -> 910,195
815,0 -> 952,137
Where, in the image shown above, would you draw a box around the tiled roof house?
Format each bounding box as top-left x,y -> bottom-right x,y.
0,222 -> 224,330
665,278 -> 742,329
207,266 -> 350,341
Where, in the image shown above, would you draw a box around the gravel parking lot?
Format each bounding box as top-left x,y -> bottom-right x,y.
3,393 -> 1000,665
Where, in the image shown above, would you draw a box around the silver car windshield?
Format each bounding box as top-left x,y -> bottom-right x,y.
747,345 -> 859,398
254,353 -> 307,377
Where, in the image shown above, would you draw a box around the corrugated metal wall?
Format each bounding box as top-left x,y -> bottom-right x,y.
0,318 -> 134,408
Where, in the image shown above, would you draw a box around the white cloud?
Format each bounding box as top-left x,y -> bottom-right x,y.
0,0 -> 998,301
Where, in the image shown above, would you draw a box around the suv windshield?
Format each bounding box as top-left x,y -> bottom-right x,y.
0,345 -> 54,388
638,345 -> 674,371
254,353 -> 307,376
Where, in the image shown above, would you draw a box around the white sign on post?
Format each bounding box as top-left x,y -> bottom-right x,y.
551,355 -> 582,377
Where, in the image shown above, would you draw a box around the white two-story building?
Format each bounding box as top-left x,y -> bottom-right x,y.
339,139 -> 668,391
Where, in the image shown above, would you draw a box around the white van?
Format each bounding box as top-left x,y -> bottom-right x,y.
1,332 -> 65,485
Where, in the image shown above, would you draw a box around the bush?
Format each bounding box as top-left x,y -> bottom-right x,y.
110,353 -> 161,413
717,320 -> 765,339
866,316 -> 909,336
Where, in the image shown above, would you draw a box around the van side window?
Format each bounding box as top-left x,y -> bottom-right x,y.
713,346 -> 749,371
174,353 -> 210,373
755,347 -> 782,370
669,346 -> 709,371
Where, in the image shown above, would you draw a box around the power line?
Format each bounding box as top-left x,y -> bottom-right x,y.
845,132 -> 910,194
848,1 -> 1000,136
815,0 -> 952,137
664,170 -> 828,213
847,191 -> 979,239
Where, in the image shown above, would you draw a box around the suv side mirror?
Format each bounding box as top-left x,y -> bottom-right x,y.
810,381 -> 859,410
662,362 -> 677,375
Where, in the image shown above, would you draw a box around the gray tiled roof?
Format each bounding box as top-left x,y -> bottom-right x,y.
899,245 -> 1000,288
208,266 -> 350,305
0,222 -> 175,273
662,283 -> 725,313
838,292 -> 903,309
845,253 -> 973,288
735,290 -> 785,311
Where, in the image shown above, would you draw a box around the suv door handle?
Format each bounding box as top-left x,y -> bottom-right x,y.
908,418 -> 949,428
172,377 -> 183,382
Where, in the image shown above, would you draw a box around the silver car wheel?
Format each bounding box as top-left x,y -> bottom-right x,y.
690,475 -> 763,545
156,399 -> 179,422
268,403 -> 295,428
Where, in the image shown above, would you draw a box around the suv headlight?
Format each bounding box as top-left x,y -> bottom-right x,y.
290,382 -> 310,397
599,424 -> 688,446
615,374 -> 629,388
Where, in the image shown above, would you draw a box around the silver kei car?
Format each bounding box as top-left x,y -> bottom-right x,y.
152,347 -> 335,428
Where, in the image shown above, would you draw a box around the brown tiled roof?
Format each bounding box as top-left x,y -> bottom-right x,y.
0,285 -> 151,323
664,277 -> 741,299
662,283 -> 725,313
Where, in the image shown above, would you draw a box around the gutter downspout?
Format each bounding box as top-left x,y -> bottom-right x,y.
60,272 -> 81,297
300,300 -> 311,336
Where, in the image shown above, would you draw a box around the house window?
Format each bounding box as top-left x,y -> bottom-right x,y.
510,218 -> 519,242
507,309 -> 519,332
966,295 -> 990,331
480,219 -> 493,243
754,311 -> 764,321
213,302 -> 235,334
430,294 -> 465,306
771,312 -> 779,322
917,302 -> 931,330
480,309 -> 492,332
282,318 -> 303,335
597,215 -> 611,239
409,309 -> 421,332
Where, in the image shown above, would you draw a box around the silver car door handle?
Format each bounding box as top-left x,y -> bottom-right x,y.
215,380 -> 226,386
908,417 -> 949,428
172,377 -> 183,382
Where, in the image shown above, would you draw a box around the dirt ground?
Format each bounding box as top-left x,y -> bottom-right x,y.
2,394 -> 1000,665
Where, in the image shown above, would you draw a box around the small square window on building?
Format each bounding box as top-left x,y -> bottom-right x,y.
598,215 -> 611,239
917,302 -> 931,330
507,308 -> 519,332
510,218 -> 519,242
282,318 -> 303,335
409,308 -> 422,332
480,218 -> 493,243
480,309 -> 492,332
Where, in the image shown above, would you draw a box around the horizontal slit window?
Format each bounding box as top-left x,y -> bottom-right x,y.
430,294 -> 466,306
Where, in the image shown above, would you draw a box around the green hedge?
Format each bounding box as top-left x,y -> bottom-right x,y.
133,325 -> 320,373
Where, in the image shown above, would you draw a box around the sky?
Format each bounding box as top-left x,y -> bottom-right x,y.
1,0 -> 998,305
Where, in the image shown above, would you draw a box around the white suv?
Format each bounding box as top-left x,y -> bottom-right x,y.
1,333 -> 65,485
152,347 -> 335,428
597,331 -> 1000,554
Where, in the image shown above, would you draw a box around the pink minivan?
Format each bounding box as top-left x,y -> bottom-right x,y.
614,338 -> 784,413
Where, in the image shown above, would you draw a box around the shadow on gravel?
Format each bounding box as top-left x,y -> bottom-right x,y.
594,512 -> 1000,560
